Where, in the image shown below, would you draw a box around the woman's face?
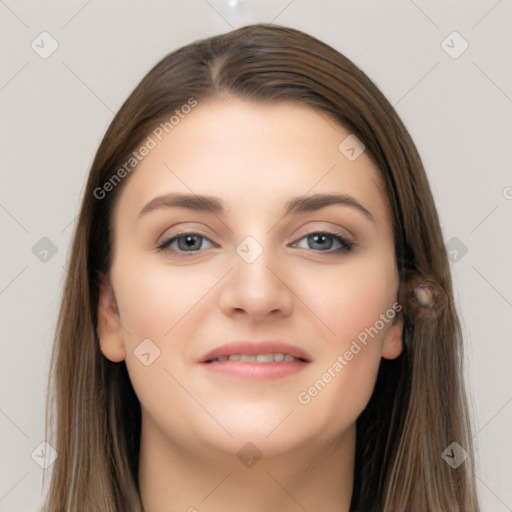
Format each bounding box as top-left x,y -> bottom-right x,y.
98,97 -> 403,459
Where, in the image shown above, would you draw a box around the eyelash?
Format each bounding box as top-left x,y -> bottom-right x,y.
156,230 -> 355,255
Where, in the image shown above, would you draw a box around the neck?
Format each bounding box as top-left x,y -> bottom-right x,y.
138,414 -> 355,512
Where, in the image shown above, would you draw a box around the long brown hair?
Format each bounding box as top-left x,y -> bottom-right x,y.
41,23 -> 479,511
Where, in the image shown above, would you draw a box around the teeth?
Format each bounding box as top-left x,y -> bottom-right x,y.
256,354 -> 274,363
210,353 -> 301,363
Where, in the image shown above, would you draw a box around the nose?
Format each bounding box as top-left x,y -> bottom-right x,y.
218,241 -> 294,323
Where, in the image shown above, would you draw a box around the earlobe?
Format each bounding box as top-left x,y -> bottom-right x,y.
381,312 -> 404,360
97,274 -> 126,363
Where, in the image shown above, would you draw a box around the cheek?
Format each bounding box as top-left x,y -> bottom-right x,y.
293,257 -> 398,428
111,254 -> 220,399
112,253 -> 211,343
304,255 -> 397,349
111,258 -> 217,440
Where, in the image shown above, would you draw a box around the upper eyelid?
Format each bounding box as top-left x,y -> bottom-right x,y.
159,225 -> 352,240
159,220 -> 354,240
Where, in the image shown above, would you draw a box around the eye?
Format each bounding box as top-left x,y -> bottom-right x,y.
156,230 -> 354,255
156,232 -> 215,253
290,230 -> 353,253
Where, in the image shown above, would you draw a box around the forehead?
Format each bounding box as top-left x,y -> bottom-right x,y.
114,98 -> 391,229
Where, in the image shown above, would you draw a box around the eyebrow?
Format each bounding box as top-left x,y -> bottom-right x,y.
137,192 -> 375,223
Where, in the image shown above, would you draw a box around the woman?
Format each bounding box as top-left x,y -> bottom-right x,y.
41,23 -> 479,511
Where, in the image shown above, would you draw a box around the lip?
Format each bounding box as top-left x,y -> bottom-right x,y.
201,360 -> 308,380
199,340 -> 313,363
198,340 -> 312,380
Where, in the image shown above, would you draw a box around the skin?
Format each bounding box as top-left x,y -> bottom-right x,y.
97,97 -> 404,512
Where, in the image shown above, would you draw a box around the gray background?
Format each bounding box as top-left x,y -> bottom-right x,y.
1,1 -> 511,510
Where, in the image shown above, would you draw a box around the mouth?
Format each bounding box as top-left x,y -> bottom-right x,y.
199,340 -> 312,363
204,353 -> 308,363
199,340 -> 312,380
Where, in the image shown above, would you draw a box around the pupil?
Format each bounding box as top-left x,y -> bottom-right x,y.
181,235 -> 199,250
311,233 -> 331,249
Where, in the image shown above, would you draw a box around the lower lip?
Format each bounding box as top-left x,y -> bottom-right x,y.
200,360 -> 309,379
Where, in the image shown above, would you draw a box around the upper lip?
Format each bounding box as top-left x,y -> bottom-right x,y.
199,340 -> 312,363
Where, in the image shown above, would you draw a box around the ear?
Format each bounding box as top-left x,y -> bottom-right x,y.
97,273 -> 126,362
381,311 -> 404,360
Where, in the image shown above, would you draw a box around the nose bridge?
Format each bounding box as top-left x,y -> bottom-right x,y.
218,230 -> 293,320
234,232 -> 283,292
229,204 -> 280,269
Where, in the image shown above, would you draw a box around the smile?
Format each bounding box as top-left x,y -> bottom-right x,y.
207,353 -> 304,363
